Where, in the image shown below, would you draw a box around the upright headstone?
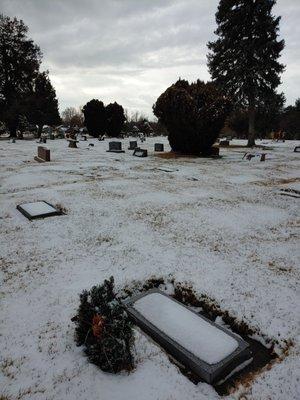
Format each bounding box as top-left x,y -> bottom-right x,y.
128,141 -> 138,150
107,141 -> 125,153
34,146 -> 50,162
154,143 -> 164,152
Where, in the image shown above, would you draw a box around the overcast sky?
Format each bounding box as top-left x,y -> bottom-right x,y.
1,0 -> 299,118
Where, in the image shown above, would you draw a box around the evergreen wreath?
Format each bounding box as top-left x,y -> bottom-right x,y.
72,276 -> 135,373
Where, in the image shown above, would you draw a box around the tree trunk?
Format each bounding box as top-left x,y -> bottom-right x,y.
9,127 -> 17,138
37,124 -> 43,138
247,106 -> 256,147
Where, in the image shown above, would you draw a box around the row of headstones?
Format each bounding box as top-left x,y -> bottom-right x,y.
107,141 -> 164,157
34,141 -> 165,162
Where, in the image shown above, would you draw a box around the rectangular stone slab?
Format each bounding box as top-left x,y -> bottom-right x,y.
123,290 -> 252,384
17,201 -> 62,220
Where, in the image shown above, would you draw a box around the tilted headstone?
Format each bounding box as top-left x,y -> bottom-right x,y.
133,148 -> 148,157
154,143 -> 164,152
128,141 -> 138,150
260,153 -> 266,161
124,290 -> 251,385
107,141 -> 125,153
34,146 -> 50,162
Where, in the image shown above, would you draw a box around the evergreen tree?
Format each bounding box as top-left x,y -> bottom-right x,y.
0,14 -> 42,137
207,0 -> 285,146
153,79 -> 232,155
105,102 -> 125,137
280,99 -> 300,139
27,71 -> 60,136
82,99 -> 106,137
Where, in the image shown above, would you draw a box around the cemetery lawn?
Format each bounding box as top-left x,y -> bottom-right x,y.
0,137 -> 299,400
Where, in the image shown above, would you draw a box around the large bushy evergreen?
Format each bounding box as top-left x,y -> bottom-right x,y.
82,99 -> 106,137
207,0 -> 285,146
106,102 -> 125,137
153,79 -> 232,155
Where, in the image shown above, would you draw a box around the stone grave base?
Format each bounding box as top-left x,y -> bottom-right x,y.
124,290 -> 251,385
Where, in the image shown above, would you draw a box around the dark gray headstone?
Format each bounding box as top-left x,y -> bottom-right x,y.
123,290 -> 252,385
154,143 -> 164,152
128,141 -> 138,150
107,141 -> 125,153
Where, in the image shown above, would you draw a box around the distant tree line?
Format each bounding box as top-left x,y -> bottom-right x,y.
227,99 -> 300,140
0,15 -> 60,137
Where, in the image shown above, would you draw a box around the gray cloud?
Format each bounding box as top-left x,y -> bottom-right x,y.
1,0 -> 299,116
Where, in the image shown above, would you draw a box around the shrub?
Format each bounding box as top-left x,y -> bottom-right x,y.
153,79 -> 232,155
82,99 -> 106,137
106,102 -> 126,137
72,276 -> 134,373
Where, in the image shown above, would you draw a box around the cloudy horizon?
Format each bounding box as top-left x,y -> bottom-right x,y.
1,0 -> 299,118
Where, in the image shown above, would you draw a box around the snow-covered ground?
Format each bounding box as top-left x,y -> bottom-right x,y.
0,137 -> 299,400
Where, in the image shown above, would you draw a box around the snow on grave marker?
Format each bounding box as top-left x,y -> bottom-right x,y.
124,290 -> 252,384
107,141 -> 125,153
133,148 -> 148,157
17,201 -> 63,220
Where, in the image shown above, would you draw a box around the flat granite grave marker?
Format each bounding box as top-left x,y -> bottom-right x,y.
133,148 -> 148,157
154,143 -> 164,152
128,141 -> 138,150
294,146 -> 300,153
124,290 -> 252,385
17,201 -> 63,220
34,146 -> 50,162
107,141 -> 125,153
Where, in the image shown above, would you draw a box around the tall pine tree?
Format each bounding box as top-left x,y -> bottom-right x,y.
207,0 -> 285,146
28,71 -> 61,136
0,14 -> 41,136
